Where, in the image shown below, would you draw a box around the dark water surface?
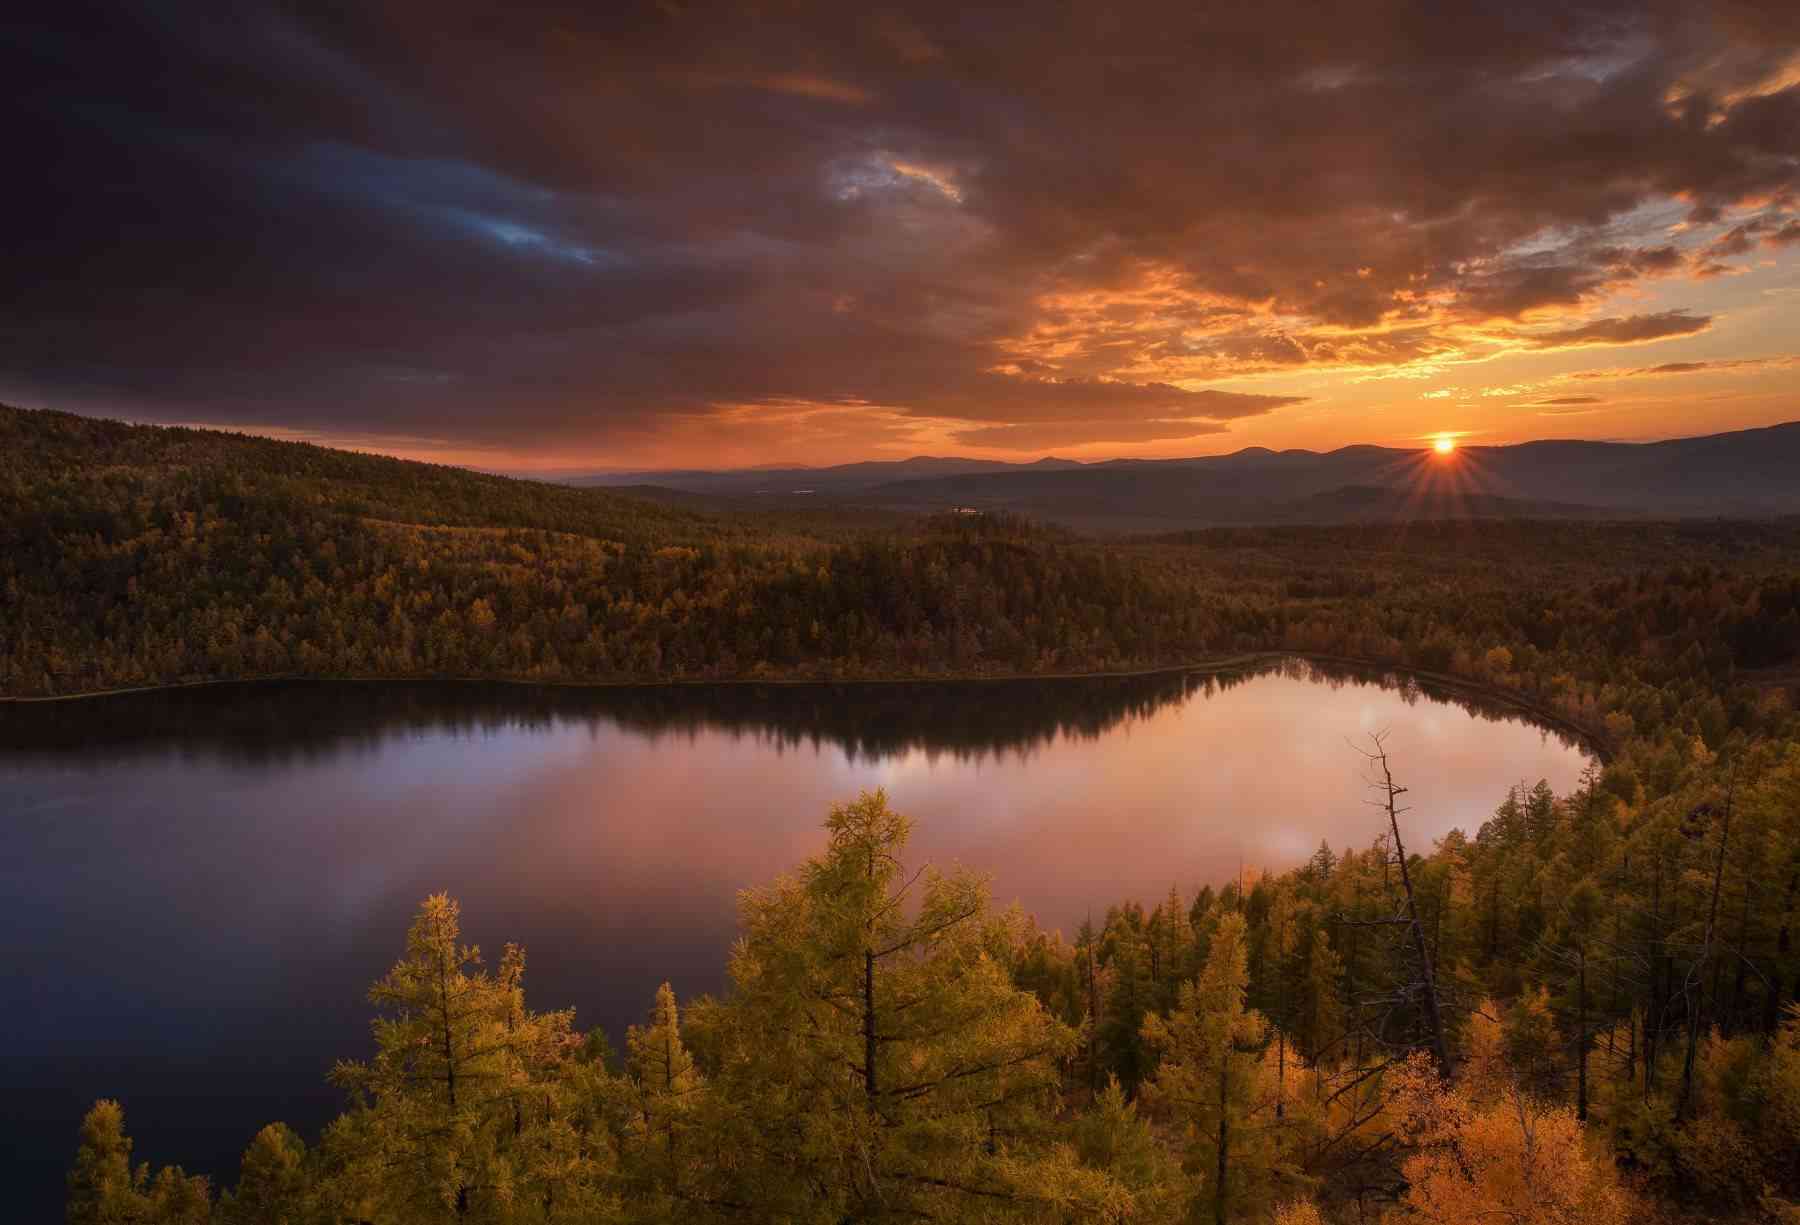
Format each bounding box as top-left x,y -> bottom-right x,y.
0,661 -> 1589,1216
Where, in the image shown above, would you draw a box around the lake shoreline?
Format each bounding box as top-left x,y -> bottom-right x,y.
0,651 -> 1607,762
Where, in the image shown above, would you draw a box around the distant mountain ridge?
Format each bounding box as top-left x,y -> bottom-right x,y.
567,454 -> 1085,496
561,422 -> 1800,531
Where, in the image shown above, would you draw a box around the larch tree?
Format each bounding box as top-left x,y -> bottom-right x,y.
218,1123 -> 308,1225
1294,913 -> 1345,1074
1069,1075 -> 1190,1220
326,894 -> 593,1222
67,1100 -> 212,1225
620,981 -> 704,1208
1265,887 -> 1301,1120
1101,903 -> 1157,1089
701,789 -> 1123,1221
1142,911 -> 1283,1225
66,1100 -> 148,1225
1540,879 -> 1606,1120
1387,1052 -> 1632,1225
146,1165 -> 212,1225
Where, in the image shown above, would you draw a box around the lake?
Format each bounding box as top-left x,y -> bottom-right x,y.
0,659 -> 1590,1215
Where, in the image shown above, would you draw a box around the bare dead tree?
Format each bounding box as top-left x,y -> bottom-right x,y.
1354,733 -> 1454,1079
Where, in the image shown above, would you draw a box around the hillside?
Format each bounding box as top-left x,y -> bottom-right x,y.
0,405 -> 1201,695
6,405 -> 1800,717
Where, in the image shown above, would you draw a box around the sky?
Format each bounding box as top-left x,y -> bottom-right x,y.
5,1 -> 1799,470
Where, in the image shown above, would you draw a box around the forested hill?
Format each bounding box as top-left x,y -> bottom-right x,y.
5,403 -> 1800,741
0,403 -> 737,545
0,404 -> 1192,696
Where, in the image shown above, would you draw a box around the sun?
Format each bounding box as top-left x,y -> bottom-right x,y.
1433,435 -> 1456,455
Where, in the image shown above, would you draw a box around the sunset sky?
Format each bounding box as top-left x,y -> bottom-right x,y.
6,2 -> 1799,470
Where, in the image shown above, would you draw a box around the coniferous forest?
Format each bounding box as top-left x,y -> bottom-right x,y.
12,404 -> 1800,1223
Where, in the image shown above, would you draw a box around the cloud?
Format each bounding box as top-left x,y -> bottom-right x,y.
1531,395 -> 1605,406
1702,213 -> 1800,259
949,420 -> 1232,449
1640,362 -> 1722,375
2,2 -> 1798,459
1568,354 -> 1799,379
1534,404 -> 1610,416
923,377 -> 1306,423
1515,311 -> 1714,350
682,72 -> 875,106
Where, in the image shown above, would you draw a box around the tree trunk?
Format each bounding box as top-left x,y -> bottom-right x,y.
1276,1027 -> 1286,1121
1576,952 -> 1589,1123
1730,877 -> 1754,1033
1768,867 -> 1798,1043
1369,741 -> 1453,1077
1216,1053 -> 1230,1225
1085,935 -> 1100,1090
1608,907 -> 1622,1060
1645,856 -> 1662,1097
863,949 -> 877,1106
1681,785 -> 1732,1120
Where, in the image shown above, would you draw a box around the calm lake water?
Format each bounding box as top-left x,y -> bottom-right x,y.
0,660 -> 1589,1215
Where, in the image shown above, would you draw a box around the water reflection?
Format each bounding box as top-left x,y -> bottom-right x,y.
1,657 -> 1581,765
0,659 -> 1588,1214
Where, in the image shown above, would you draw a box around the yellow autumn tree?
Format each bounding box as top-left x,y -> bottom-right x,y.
216,1124 -> 308,1225
1386,1052 -> 1631,1225
1142,911 -> 1293,1225
698,790 -> 1127,1221
325,894 -> 606,1222
66,1100 -> 214,1225
618,981 -> 705,1212
1272,1200 -> 1328,1225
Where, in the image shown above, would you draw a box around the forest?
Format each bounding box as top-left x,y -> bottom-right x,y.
16,404 -> 1800,1221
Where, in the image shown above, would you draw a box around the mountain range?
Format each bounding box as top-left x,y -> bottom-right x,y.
560,421 -> 1800,533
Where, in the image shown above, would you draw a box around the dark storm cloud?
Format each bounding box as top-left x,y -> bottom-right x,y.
3,0 -> 1798,453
